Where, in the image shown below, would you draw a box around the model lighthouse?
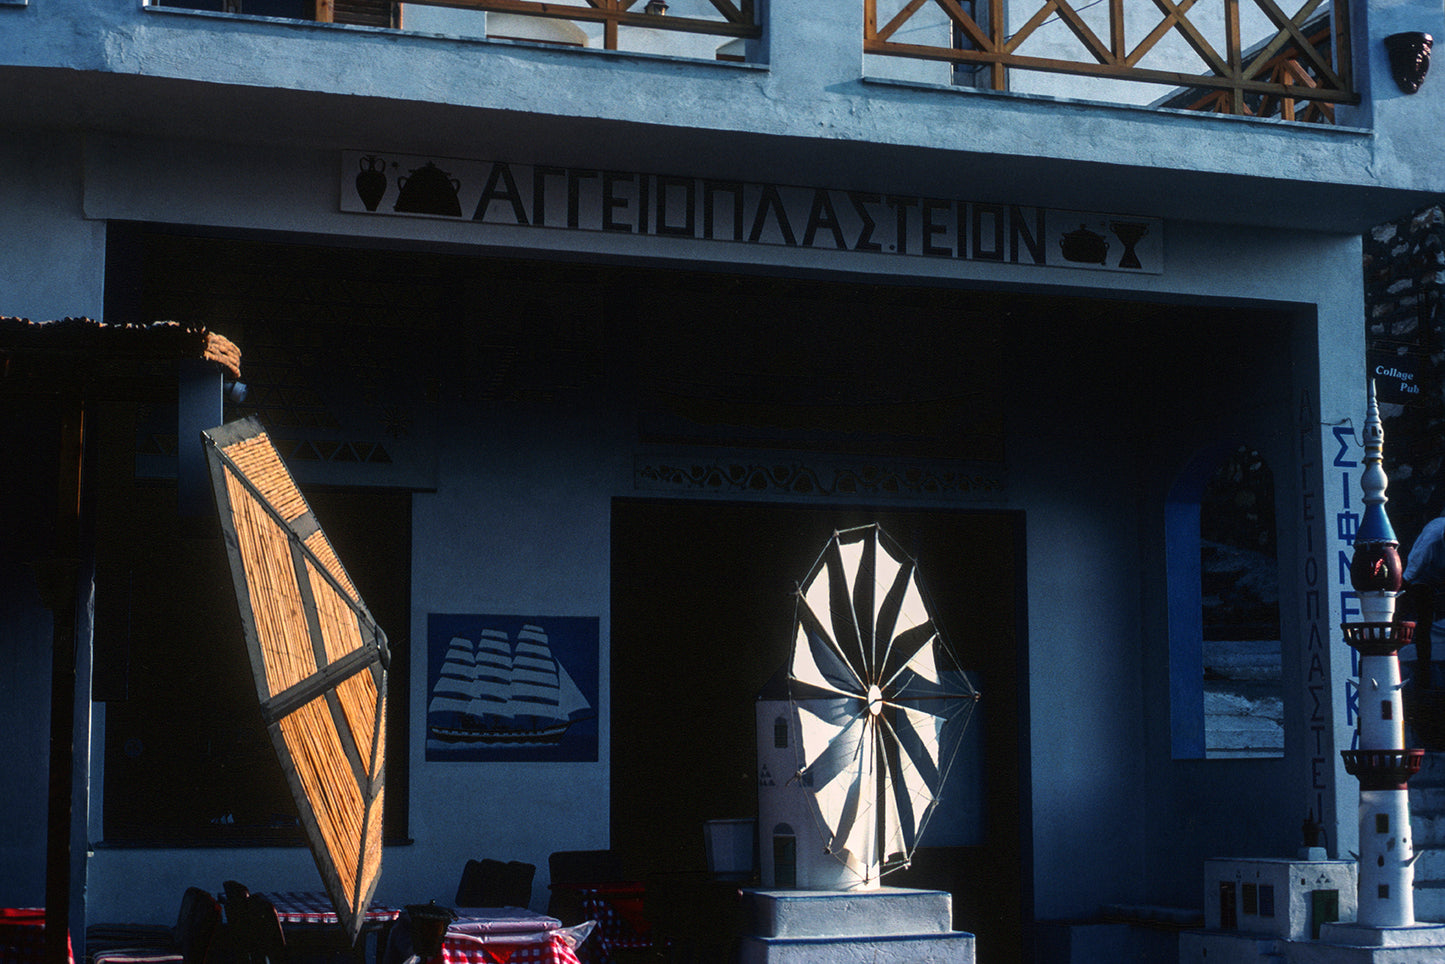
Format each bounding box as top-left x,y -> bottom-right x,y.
1339,381 -> 1425,929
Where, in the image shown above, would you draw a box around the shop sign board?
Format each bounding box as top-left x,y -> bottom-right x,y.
342,151 -> 1163,274
1368,348 -> 1425,405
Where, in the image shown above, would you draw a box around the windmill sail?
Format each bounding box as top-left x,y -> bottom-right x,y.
204,416 -> 388,944
788,524 -> 978,889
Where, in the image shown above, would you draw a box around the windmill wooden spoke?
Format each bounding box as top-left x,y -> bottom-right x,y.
879,624 -> 942,694
878,723 -> 922,854
795,596 -> 867,694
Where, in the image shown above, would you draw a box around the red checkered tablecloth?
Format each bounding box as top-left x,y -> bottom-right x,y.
437,932 -> 578,964
0,909 -> 73,964
260,893 -> 401,927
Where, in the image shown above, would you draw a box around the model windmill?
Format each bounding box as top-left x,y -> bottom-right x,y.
757,524 -> 979,891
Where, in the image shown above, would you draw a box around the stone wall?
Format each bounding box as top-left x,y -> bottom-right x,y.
1364,204 -> 1445,553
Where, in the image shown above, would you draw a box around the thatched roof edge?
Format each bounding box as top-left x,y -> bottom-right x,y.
0,317 -> 241,378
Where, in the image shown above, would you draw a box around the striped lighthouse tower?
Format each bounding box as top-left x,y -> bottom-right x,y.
1338,381 -> 1426,930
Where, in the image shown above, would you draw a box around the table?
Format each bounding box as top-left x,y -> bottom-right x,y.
384,909 -> 580,964
262,893 -> 402,929
0,909 -> 73,964
256,892 -> 400,964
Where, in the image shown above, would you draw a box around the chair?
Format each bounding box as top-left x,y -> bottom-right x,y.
545,852 -> 623,925
454,859 -> 536,909
545,851 -> 662,964
228,894 -> 287,964
90,888 -> 222,964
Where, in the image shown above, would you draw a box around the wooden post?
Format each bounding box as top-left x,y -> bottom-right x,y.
38,400 -> 85,964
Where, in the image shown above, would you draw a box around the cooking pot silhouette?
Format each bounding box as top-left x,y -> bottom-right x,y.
1060,225 -> 1108,264
394,162 -> 462,217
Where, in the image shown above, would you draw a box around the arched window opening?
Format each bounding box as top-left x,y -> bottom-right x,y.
1200,447 -> 1283,758
1168,444 -> 1283,759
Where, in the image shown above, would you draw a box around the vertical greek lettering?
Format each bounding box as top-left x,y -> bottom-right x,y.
972,203 -> 1005,261
702,181 -> 745,241
656,175 -> 697,237
921,199 -> 952,257
567,169 -> 597,229
886,196 -> 918,254
602,171 -> 634,232
851,192 -> 883,253
532,166 -> 565,227
803,190 -> 847,249
473,161 -> 529,224
1010,205 -> 1045,264
749,184 -> 797,245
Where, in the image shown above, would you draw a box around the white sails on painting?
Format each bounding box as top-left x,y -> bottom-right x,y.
428,623 -> 592,743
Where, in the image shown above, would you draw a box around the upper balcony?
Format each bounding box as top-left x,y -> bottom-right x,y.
2,0 -> 1443,231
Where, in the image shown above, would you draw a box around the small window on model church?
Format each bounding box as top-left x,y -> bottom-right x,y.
775,717 -> 789,749
773,824 -> 797,888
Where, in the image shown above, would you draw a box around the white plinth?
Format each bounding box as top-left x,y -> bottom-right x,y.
740,888 -> 974,964
1280,922 -> 1445,963
1178,930 -> 1284,964
1316,921 -> 1445,947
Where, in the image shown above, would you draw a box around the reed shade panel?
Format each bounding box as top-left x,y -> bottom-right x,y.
204,416 -> 388,945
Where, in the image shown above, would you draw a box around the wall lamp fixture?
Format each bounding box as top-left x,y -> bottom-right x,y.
1385,32 -> 1433,94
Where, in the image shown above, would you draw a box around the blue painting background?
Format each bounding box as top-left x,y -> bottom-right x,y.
425,613 -> 600,762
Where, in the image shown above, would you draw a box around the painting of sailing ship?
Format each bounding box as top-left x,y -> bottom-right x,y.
425,613 -> 599,762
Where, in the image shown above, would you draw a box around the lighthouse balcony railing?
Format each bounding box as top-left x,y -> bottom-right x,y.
1341,748 -> 1426,789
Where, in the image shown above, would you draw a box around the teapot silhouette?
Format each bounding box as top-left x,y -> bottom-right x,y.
394,162 -> 462,217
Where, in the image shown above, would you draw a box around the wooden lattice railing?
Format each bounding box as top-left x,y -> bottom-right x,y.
865,0 -> 1357,123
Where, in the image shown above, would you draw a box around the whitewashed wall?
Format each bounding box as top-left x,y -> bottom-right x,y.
0,94 -> 1368,941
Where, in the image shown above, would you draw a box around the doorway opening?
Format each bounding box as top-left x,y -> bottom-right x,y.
611,499 -> 1026,964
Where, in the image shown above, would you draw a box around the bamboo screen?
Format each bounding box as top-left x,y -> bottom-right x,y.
204,417 -> 388,944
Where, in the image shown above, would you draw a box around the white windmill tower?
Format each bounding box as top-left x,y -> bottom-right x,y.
747,524 -> 980,964
755,524 -> 979,890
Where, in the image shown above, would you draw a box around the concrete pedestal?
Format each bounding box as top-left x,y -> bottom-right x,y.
1179,922 -> 1445,964
738,888 -> 974,964
1179,930 -> 1284,964
1282,921 -> 1445,961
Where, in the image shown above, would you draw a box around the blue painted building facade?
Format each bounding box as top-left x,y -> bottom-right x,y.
3,0 -> 1444,959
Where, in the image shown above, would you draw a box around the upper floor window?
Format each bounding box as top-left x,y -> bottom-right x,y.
149,0 -> 761,62
864,0 -> 1355,123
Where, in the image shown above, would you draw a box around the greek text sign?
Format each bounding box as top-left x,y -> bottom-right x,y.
342,151 -> 1163,274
